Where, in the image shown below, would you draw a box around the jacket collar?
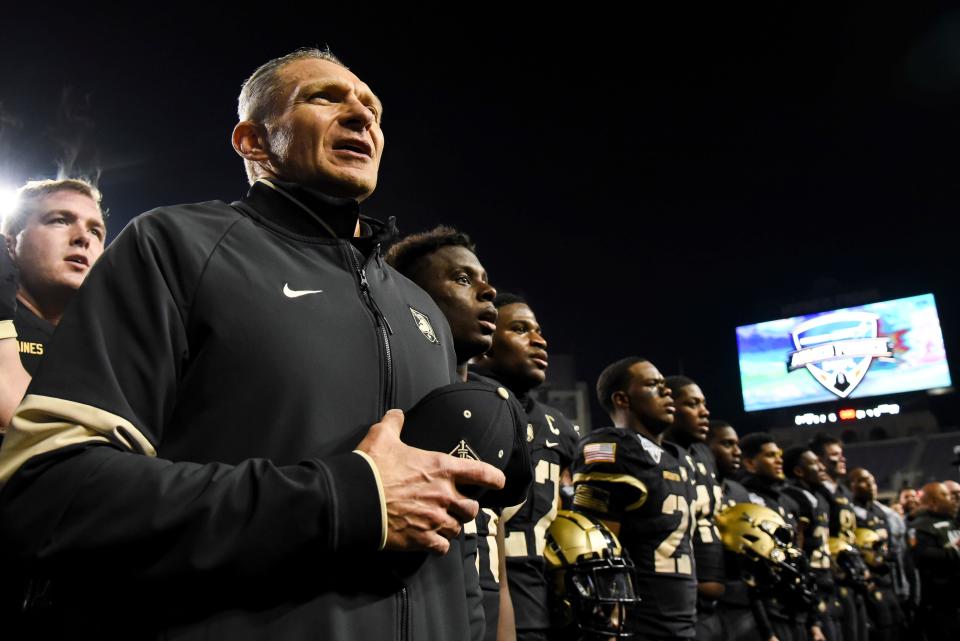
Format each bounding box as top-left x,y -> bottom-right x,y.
241,179 -> 399,253
242,179 -> 360,239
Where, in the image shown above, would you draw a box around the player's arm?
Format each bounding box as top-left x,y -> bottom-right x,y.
0,218 -> 503,583
570,441 -> 648,533
0,243 -> 30,429
0,334 -> 30,429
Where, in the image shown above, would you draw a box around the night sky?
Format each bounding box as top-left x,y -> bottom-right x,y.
4,6 -> 960,429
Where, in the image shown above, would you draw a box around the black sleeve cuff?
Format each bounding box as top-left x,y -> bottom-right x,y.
322,451 -> 386,552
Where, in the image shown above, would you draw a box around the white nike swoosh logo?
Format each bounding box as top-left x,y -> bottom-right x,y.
283,283 -> 324,298
545,440 -> 558,448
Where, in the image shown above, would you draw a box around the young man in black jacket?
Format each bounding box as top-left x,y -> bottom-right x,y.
0,178 -> 106,430
0,48 -> 504,640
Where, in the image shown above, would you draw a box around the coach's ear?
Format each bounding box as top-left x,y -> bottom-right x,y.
231,120 -> 270,163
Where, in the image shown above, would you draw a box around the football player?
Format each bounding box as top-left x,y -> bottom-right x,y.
849,467 -> 904,641
471,293 -> 580,641
811,433 -> 867,641
663,375 -> 725,641
0,178 -> 106,430
706,420 -> 758,641
739,433 -> 822,641
781,446 -> 841,641
386,226 -> 519,641
572,356 -> 697,641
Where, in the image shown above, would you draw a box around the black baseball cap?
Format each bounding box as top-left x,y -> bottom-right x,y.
402,380 -> 532,509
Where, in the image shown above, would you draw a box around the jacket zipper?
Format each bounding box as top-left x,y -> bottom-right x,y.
351,245 -> 407,641
400,586 -> 409,641
349,246 -> 394,416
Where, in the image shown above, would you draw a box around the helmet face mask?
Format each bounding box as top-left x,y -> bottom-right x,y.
567,557 -> 639,638
545,511 -> 641,639
717,503 -> 795,562
830,534 -> 871,590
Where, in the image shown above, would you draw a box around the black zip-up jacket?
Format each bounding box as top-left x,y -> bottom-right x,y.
0,180 -> 472,640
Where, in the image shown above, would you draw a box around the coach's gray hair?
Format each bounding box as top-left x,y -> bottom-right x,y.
237,47 -> 345,124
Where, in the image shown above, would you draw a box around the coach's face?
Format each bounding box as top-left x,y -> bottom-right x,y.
266,58 -> 384,200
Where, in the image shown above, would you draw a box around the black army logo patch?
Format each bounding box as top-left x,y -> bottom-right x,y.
409,307 -> 439,344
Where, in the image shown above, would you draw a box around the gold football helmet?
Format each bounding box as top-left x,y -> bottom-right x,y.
716,502 -> 815,609
828,535 -> 870,588
715,502 -> 794,562
544,510 -> 640,639
852,528 -> 887,569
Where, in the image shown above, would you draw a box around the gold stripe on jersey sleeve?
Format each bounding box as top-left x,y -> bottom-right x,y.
573,472 -> 649,511
0,394 -> 157,486
0,320 -> 16,340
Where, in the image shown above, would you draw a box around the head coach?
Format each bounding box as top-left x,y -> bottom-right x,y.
0,48 -> 504,640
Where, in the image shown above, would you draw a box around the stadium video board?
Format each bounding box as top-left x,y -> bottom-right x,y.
736,293 -> 951,412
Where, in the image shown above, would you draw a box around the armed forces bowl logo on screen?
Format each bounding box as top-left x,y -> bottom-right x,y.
737,294 -> 952,412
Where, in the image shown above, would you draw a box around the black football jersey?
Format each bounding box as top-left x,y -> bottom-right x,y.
14,304 -> 53,376
721,477 -> 751,506
685,441 -> 724,583
852,501 -> 889,540
821,482 -> 857,541
468,507 -> 502,641
572,427 -> 697,639
740,474 -> 801,533
852,500 -> 893,587
719,477 -> 752,607
783,481 -> 833,588
501,398 -> 579,632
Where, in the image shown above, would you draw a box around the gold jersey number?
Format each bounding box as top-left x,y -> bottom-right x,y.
655,493 -> 694,575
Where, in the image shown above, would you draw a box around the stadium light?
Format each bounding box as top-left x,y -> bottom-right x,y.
0,184 -> 19,224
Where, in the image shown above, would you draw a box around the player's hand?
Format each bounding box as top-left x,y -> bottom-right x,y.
810,625 -> 826,641
1,239 -> 18,321
356,408 -> 506,554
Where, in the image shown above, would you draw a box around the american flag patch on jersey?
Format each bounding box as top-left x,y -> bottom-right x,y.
583,442 -> 616,464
